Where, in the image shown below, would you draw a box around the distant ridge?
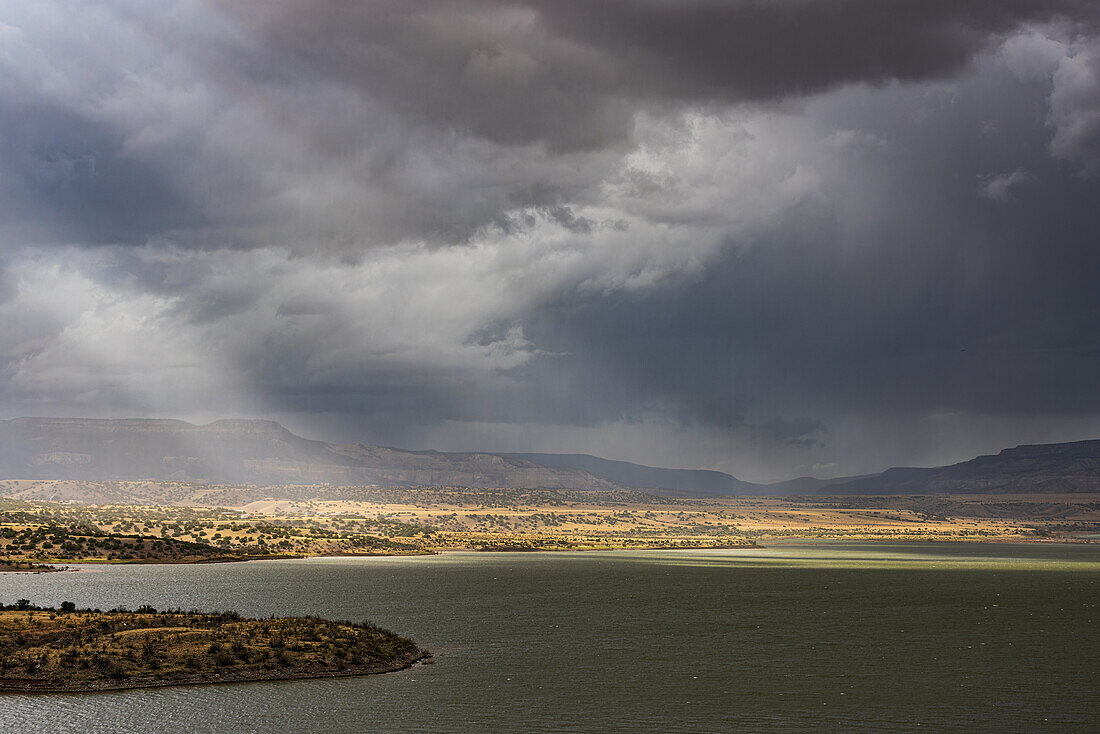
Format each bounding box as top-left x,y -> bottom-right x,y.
2,418 -> 1098,496
0,418 -> 616,490
763,474 -> 873,494
0,417 -> 785,496
500,453 -> 787,496
819,439 -> 1100,494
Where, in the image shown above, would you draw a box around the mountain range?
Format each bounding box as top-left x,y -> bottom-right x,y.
820,440 -> 1100,495
0,418 -> 618,490
1,417 -> 1098,496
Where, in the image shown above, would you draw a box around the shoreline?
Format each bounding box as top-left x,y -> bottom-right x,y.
0,650 -> 432,694
0,549 -> 435,569
3,535 -> 1092,572
0,562 -> 67,573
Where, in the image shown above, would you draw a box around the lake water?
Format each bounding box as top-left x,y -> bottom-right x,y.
1,542 -> 1097,733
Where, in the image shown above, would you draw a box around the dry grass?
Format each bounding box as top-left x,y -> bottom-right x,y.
0,605 -> 424,691
1,486 -> 1097,564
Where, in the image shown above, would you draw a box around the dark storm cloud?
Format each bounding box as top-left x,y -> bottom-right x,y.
0,95 -> 202,245
6,1 -> 1100,251
511,61 -> 1100,468
222,0 -> 1100,150
3,1 -> 1100,478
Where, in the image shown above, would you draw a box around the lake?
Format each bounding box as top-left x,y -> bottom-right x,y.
1,542 -> 1097,733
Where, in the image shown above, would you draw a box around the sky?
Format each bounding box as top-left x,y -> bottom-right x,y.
2,1 -> 1100,482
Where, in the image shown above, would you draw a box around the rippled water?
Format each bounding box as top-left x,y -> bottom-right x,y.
0,542 -> 1097,733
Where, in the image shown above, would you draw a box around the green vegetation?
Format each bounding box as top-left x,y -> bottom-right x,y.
0,559 -> 60,573
0,520 -> 235,563
0,602 -> 427,691
0,500 -> 428,563
1,485 -> 1093,566
0,480 -> 667,508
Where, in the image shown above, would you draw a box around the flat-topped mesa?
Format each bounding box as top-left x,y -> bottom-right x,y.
5,417 -> 195,432
0,603 -> 430,692
202,419 -> 296,434
0,417 -> 616,489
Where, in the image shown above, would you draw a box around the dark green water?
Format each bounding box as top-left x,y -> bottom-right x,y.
0,543 -> 1096,733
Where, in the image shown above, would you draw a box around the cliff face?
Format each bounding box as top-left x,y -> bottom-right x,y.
822,440 -> 1100,494
0,418 -> 615,490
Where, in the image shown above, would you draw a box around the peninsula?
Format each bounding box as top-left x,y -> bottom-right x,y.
0,602 -> 429,692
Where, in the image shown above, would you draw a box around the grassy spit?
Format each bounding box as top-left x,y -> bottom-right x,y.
0,602 -> 428,692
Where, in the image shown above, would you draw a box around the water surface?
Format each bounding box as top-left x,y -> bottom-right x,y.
0,542 -> 1096,733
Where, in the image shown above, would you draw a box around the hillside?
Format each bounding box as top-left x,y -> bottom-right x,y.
4,417 -> 1100,497
759,474 -> 874,494
501,453 -> 774,496
823,439 -> 1100,494
0,418 -> 616,491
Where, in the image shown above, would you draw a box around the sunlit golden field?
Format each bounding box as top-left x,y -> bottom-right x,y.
0,480 -> 1096,562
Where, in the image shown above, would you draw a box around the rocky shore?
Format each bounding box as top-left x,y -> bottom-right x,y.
0,650 -> 431,692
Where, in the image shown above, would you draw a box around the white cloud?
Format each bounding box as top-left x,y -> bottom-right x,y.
1049,38 -> 1100,175
977,168 -> 1032,202
0,252 -> 235,414
0,104 -> 822,410
1000,28 -> 1067,81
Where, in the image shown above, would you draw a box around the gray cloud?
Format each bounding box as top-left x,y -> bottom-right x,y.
2,2 -> 1100,480
6,1 -> 1099,251
1049,37 -> 1100,174
222,0 -> 1100,149
978,168 -> 1032,201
